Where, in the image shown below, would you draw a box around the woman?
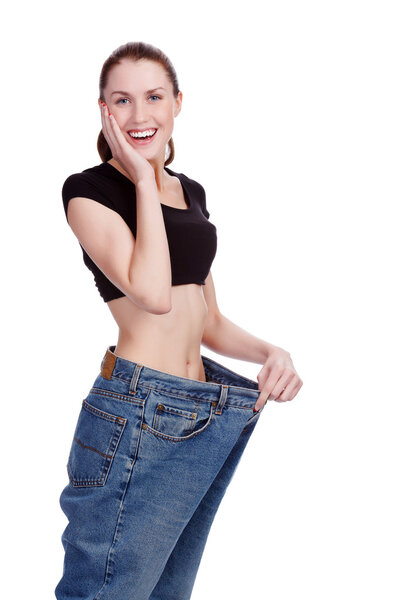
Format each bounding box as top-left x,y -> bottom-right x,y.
55,41 -> 303,600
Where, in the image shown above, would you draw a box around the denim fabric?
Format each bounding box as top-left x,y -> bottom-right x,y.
55,345 -> 266,600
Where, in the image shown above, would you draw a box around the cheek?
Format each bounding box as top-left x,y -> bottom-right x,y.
159,113 -> 175,135
158,105 -> 175,123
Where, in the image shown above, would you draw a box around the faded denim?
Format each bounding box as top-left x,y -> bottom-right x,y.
55,345 -> 266,600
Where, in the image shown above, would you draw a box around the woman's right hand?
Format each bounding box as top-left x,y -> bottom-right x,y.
99,101 -> 156,184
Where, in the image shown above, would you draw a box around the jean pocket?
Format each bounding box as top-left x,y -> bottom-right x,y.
145,390 -> 216,441
67,399 -> 127,487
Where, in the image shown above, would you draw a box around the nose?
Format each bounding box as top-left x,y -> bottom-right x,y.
131,100 -> 149,124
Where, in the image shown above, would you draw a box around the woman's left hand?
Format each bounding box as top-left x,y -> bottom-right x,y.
254,346 -> 303,411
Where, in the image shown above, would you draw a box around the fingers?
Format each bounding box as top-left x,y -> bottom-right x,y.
270,371 -> 297,401
256,364 -> 284,405
99,101 -> 131,162
99,101 -> 114,154
108,110 -> 130,153
254,377 -> 288,411
99,101 -> 120,158
274,375 -> 303,402
255,369 -> 303,410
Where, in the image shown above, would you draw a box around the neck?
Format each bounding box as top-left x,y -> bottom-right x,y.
107,157 -> 170,192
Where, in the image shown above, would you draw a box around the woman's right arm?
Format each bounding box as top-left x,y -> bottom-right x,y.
66,178 -> 172,314
128,175 -> 172,311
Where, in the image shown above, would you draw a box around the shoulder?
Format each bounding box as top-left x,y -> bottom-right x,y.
62,164 -> 109,198
178,170 -> 206,194
169,168 -> 208,201
61,164 -> 117,223
178,171 -> 209,218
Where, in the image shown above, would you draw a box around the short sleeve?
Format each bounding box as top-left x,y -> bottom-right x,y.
62,172 -> 116,224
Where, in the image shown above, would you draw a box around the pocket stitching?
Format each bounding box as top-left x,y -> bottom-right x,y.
67,399 -> 127,487
152,403 -> 197,434
144,403 -> 215,442
89,386 -> 150,404
82,398 -> 127,424
140,385 -> 214,405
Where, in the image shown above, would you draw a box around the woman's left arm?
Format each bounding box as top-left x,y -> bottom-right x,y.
202,272 -> 303,411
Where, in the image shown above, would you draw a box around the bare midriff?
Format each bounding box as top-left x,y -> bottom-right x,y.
107,283 -> 209,382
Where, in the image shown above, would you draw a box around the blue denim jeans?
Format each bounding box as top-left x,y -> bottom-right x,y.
55,345 -> 266,600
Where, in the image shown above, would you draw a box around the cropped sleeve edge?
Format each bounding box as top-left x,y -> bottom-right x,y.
61,172 -> 116,224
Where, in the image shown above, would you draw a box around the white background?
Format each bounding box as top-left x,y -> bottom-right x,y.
1,0 -> 399,598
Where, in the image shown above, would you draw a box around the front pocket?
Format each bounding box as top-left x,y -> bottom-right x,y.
145,390 -> 216,441
67,399 -> 127,487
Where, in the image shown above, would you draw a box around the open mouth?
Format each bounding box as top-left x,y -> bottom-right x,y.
128,129 -> 158,144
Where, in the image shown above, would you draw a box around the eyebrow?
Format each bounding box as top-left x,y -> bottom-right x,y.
111,87 -> 166,96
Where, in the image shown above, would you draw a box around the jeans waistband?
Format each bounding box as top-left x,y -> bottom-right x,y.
100,345 -> 261,409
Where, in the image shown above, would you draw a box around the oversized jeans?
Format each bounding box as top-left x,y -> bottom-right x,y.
55,345 -> 266,600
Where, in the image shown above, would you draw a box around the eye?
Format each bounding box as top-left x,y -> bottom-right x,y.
116,96 -> 161,104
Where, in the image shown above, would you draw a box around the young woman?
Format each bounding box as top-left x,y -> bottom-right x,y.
55,41 -> 303,600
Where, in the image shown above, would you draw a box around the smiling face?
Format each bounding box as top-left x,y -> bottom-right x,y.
102,58 -> 182,166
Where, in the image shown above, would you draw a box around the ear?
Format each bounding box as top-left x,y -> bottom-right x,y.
174,91 -> 183,117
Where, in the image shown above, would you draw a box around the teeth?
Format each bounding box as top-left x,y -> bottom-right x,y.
129,129 -> 156,138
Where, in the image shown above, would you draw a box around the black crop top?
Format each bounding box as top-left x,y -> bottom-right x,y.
61,161 -> 217,302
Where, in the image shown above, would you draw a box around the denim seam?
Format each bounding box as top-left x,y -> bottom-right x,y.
89,386 -> 149,405
146,386 -> 256,410
142,404 -> 215,442
190,398 -> 201,432
152,403 -> 197,432
93,384 -> 256,410
142,385 -> 215,405
67,464 -> 117,488
93,402 -> 146,599
138,385 -> 256,408
82,399 -> 127,424
242,414 -> 261,433
241,404 -> 266,433
156,404 -> 196,418
68,403 -> 127,487
109,372 -> 258,394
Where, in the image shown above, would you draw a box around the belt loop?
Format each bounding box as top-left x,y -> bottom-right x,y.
215,385 -> 229,415
130,364 -> 143,394
100,346 -> 117,380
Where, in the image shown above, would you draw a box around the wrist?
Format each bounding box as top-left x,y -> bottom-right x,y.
135,175 -> 156,188
260,341 -> 277,361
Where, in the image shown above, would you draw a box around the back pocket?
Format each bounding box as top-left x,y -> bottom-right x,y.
67,399 -> 127,487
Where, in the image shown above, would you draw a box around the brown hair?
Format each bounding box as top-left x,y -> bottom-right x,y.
97,41 -> 180,167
